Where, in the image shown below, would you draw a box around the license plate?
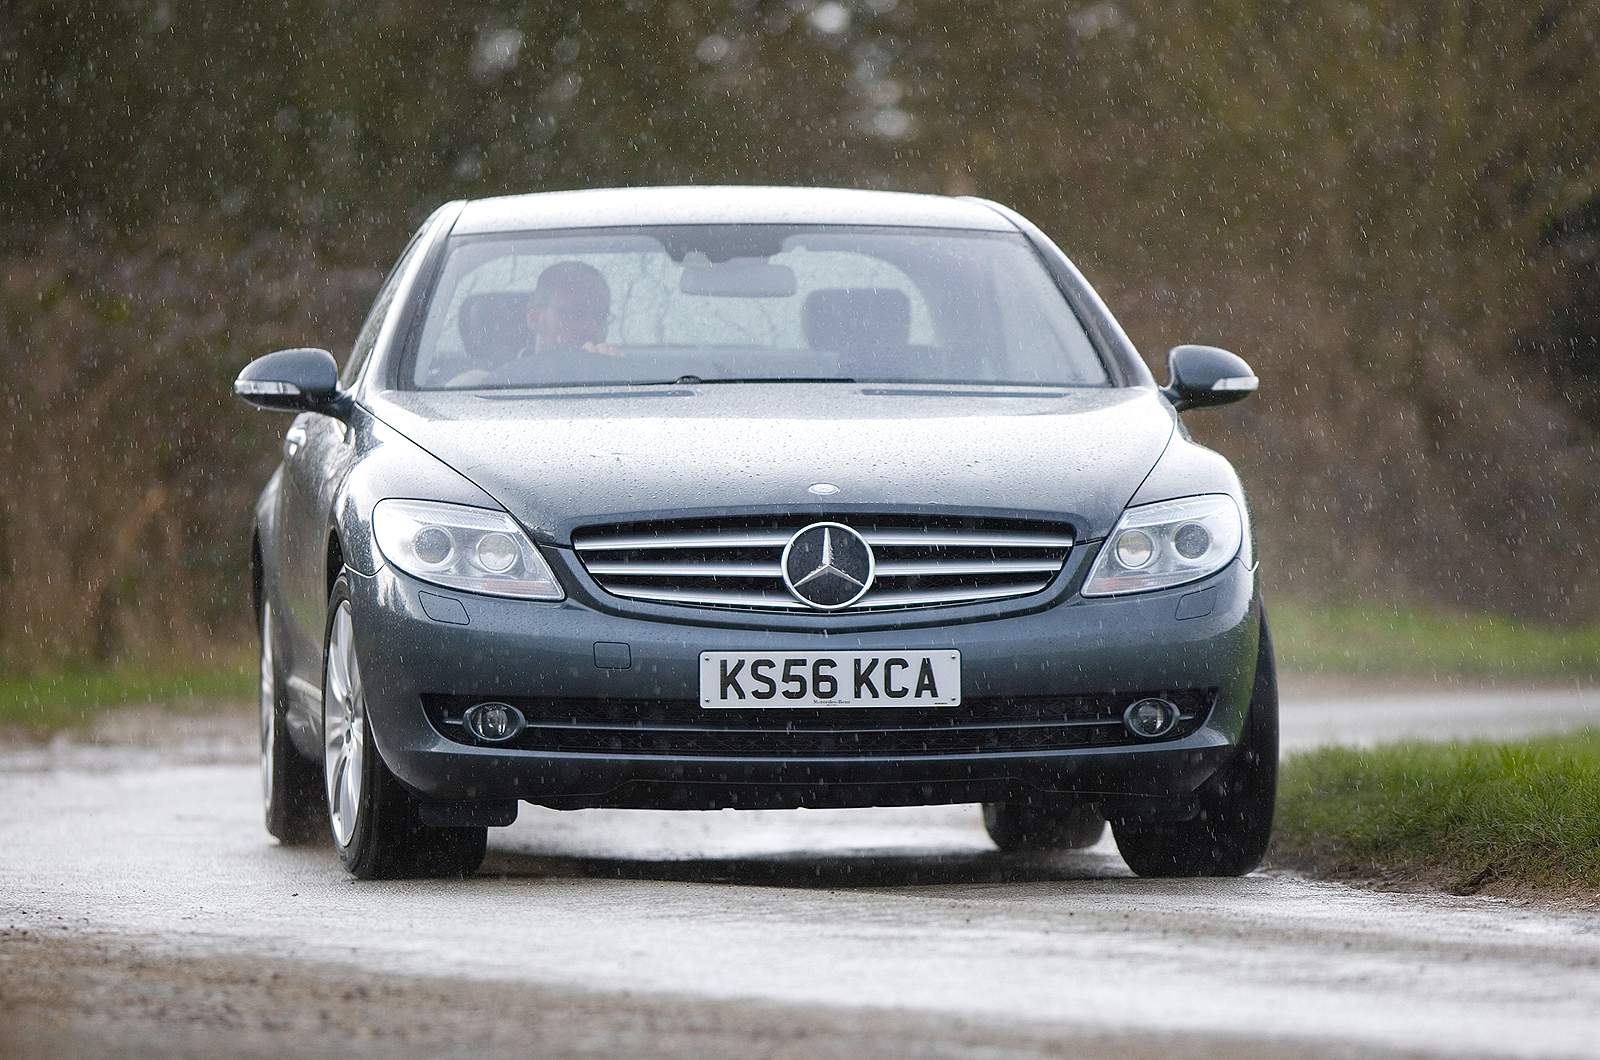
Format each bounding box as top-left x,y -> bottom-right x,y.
699,651 -> 961,707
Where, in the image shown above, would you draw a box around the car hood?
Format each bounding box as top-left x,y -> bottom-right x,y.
365,385 -> 1175,544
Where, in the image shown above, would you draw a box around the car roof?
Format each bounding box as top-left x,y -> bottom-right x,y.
451,186 -> 1019,235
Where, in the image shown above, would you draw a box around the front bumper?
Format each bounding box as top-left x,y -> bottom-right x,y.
349,551 -> 1261,811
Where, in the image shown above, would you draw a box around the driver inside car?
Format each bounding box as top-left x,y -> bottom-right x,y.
522,260 -> 619,359
447,261 -> 617,386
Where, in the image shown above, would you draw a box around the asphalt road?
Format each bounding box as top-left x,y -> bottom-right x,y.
1278,678 -> 1600,750
3,683 -> 1599,1059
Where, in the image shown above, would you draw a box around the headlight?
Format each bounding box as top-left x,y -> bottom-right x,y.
1081,495 -> 1244,597
372,499 -> 564,600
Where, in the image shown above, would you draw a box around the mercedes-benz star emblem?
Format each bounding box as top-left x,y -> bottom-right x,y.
781,522 -> 875,610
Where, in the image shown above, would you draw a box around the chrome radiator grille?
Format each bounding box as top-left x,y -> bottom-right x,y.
571,514 -> 1075,612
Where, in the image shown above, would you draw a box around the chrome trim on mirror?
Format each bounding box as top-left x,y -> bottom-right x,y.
235,379 -> 303,396
1210,375 -> 1259,392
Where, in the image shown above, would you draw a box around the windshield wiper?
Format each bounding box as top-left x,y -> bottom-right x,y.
670,376 -> 857,385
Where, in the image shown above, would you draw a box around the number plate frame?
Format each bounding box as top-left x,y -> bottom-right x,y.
699,651 -> 961,708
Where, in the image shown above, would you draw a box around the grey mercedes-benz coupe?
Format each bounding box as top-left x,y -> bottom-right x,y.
235,186 -> 1276,880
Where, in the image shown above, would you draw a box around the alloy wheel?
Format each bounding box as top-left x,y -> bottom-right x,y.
259,599 -> 276,816
323,600 -> 366,848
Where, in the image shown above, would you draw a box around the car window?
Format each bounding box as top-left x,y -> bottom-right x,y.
342,224 -> 432,387
405,226 -> 1108,389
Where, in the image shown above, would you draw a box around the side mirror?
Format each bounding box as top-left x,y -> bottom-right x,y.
1161,345 -> 1258,412
234,348 -> 347,415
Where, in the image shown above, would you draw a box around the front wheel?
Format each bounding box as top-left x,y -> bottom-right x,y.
1111,608 -> 1279,877
322,576 -> 487,879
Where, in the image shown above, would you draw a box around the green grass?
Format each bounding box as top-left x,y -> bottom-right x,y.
1270,730 -> 1600,892
0,663 -> 255,737
1270,599 -> 1600,680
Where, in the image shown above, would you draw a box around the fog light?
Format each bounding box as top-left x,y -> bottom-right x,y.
1123,697 -> 1180,739
463,701 -> 525,743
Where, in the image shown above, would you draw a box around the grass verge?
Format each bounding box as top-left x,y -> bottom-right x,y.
0,663 -> 255,739
1269,729 -> 1600,894
1269,598 -> 1600,680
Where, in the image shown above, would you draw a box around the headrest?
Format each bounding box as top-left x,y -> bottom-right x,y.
457,292 -> 530,361
801,288 -> 911,350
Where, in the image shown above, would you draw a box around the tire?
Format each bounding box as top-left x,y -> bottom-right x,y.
983,799 -> 1106,851
1111,607 -> 1279,877
260,597 -> 322,844
322,575 -> 487,880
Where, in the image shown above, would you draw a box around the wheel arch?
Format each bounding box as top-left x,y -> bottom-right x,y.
251,533 -> 265,631
326,530 -> 346,600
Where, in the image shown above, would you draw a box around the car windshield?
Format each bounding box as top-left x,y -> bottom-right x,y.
405,225 -> 1109,389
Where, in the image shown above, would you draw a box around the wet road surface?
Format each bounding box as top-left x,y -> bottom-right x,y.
2,684 -> 1599,1059
1279,680 -> 1600,750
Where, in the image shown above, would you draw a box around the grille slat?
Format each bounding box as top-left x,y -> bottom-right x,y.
862,531 -> 1076,548
584,560 -> 782,577
598,586 -> 810,609
573,514 -> 1075,613
874,558 -> 1063,576
856,582 -> 1053,607
579,531 -> 795,550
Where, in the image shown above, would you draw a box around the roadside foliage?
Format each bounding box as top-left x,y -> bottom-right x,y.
1272,731 -> 1600,891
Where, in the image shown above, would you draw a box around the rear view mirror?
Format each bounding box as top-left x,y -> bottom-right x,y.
1161,345 -> 1258,412
679,261 -> 798,298
234,348 -> 347,416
